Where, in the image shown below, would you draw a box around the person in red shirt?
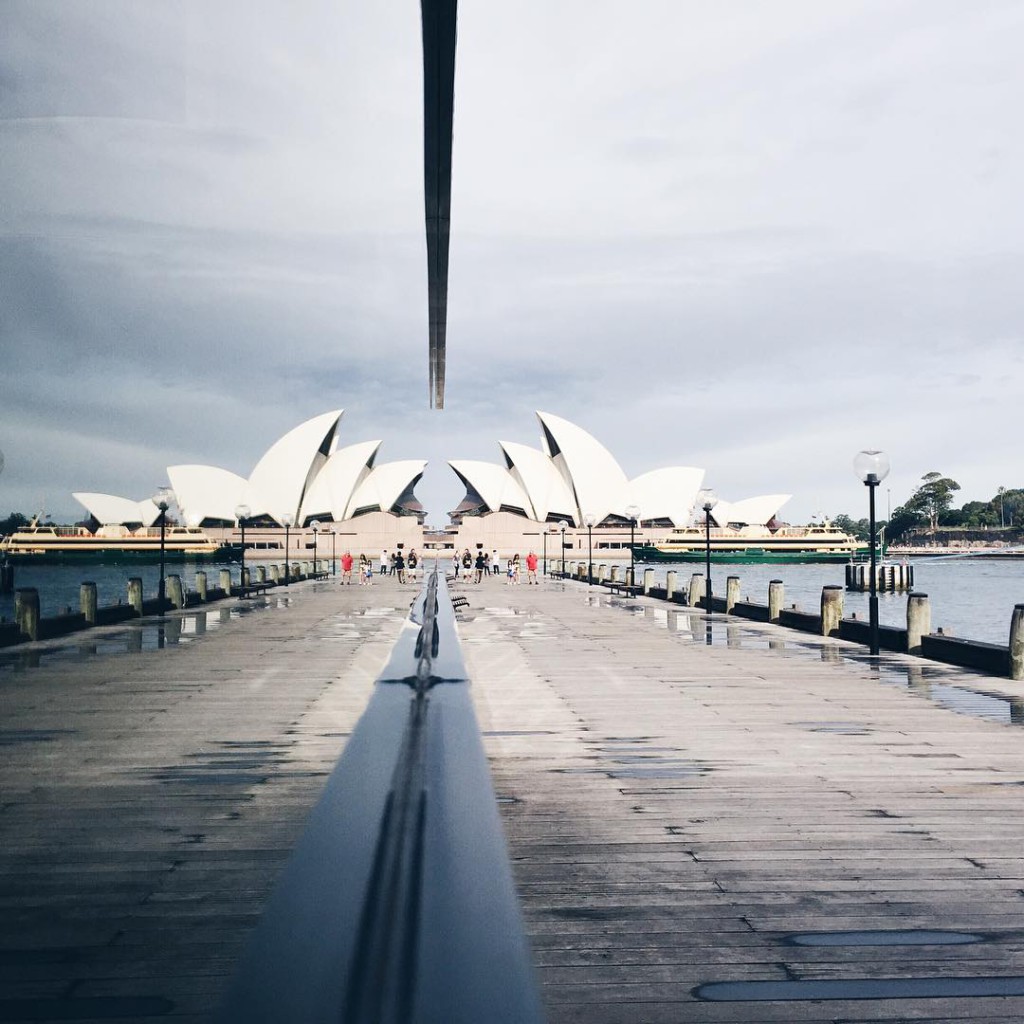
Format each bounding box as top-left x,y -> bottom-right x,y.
525,550 -> 539,585
341,551 -> 354,584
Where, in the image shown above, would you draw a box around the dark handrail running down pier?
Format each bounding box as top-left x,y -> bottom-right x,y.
217,566 -> 545,1024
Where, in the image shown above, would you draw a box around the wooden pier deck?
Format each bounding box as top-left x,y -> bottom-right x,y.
2,572 -> 1024,1022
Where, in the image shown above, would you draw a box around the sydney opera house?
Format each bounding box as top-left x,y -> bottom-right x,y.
71,409 -> 791,557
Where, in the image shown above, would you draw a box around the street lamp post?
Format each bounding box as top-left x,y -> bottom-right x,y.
624,503 -> 640,586
696,489 -> 717,612
330,529 -> 336,576
542,526 -> 547,577
558,520 -> 568,577
153,487 -> 173,613
854,450 -> 890,656
234,503 -> 251,593
583,512 -> 597,586
310,520 -> 320,576
281,512 -> 293,585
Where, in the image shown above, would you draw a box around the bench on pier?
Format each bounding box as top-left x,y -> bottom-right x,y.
309,571 -> 331,581
603,581 -> 642,598
451,595 -> 470,610
236,583 -> 271,598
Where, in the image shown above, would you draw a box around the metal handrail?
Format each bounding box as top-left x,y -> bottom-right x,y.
217,564 -> 545,1024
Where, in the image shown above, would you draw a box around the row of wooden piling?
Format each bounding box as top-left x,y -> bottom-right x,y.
557,560 -> 1024,681
5,562 -> 324,646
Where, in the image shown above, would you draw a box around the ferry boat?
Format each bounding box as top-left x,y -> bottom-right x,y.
0,521 -> 233,564
633,523 -> 870,564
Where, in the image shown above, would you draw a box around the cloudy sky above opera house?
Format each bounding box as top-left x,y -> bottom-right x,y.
2,1 -> 1021,523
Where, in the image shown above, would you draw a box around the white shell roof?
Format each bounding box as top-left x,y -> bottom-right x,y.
625,467 -> 705,527
246,410 -> 343,525
498,442 -> 578,524
73,492 -> 161,527
301,440 -> 381,521
348,460 -> 427,515
449,459 -> 533,516
167,465 -> 248,526
536,411 -> 629,524
712,493 -> 792,526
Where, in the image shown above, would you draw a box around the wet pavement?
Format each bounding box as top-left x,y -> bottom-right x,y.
459,575 -> 1024,1023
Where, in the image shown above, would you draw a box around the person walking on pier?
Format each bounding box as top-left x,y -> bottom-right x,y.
341,550 -> 353,584
526,550 -> 538,584
491,548 -> 500,575
394,549 -> 406,584
379,549 -> 388,576
474,549 -> 486,583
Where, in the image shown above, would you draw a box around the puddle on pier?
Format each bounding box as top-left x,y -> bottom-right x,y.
0,594 -> 299,673
552,735 -> 714,780
594,596 -> 1024,729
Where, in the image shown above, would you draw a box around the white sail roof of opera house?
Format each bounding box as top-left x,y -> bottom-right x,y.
347,460 -> 428,516
625,468 -> 706,527
537,411 -> 630,525
450,412 -> 709,528
72,492 -> 161,527
450,460 -> 534,518
498,442 -> 578,524
712,494 -> 792,527
245,409 -> 342,524
301,440 -> 382,522
166,466 -> 249,527
76,411 -> 426,528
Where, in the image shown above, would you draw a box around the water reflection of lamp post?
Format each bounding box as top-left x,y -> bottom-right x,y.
583,512 -> 597,586
854,450 -> 890,656
310,520 -> 320,576
696,489 -> 717,612
281,512 -> 293,585
234,503 -> 251,592
558,520 -> 568,577
624,503 -> 640,586
153,487 -> 173,613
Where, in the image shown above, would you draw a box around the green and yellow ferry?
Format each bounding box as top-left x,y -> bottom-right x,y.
0,521 -> 232,564
634,523 -> 870,564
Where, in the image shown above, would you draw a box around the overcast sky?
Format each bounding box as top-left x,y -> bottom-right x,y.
2,0 -> 1021,525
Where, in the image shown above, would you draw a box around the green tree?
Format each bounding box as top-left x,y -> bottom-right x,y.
908,472 -> 961,531
831,514 -> 870,541
0,512 -> 29,536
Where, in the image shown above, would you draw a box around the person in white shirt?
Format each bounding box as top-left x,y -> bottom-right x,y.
491,548 -> 500,575
380,549 -> 388,576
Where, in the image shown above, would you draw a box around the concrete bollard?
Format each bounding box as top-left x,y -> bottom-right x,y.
257,565 -> 267,584
907,592 -> 931,656
597,564 -> 607,583
610,565 -> 621,583
643,568 -> 654,595
15,588 -> 40,640
270,564 -> 280,583
127,577 -> 143,616
666,570 -> 677,601
725,575 -> 740,613
768,579 -> 784,623
242,567 -> 251,587
626,567 -> 635,588
195,571 -> 208,602
220,569 -> 232,593
1010,604 -> 1024,681
80,582 -> 97,624
167,574 -> 185,610
688,573 -> 703,608
820,585 -> 843,636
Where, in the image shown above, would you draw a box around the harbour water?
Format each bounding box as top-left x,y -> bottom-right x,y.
1,556 -> 1022,648
635,557 -> 1024,646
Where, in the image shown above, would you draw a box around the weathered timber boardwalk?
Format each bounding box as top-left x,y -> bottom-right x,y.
2,571 -> 1024,1022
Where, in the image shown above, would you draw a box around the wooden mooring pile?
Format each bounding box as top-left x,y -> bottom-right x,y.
845,560 -> 914,592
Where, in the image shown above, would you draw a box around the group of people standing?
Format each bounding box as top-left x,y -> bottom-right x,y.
333,546 -> 541,587
337,548 -> 420,586
453,549 -> 540,585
